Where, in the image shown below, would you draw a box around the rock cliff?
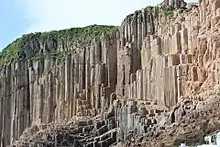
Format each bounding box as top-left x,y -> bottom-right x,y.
1,0 -> 220,146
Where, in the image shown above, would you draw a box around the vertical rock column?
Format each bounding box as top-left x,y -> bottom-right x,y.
58,60 -> 65,122
129,74 -> 136,99
164,66 -> 178,107
116,44 -> 133,98
28,61 -> 36,127
177,64 -> 189,102
10,63 -> 16,144
18,60 -> 30,137
142,67 -> 148,101
154,56 -> 165,105
64,55 -> 71,119
172,24 -> 182,54
141,36 -> 151,68
1,66 -> 11,147
131,12 -> 141,73
47,72 -> 54,123
90,45 -> 95,114
106,32 -> 118,90
94,63 -> 106,114
136,70 -> 143,100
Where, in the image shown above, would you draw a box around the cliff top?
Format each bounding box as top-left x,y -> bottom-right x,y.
0,25 -> 117,67
0,0 -> 193,68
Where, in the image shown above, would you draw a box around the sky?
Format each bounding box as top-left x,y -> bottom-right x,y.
0,0 -> 196,50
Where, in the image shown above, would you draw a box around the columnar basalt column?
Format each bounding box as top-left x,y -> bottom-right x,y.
136,69 -> 143,100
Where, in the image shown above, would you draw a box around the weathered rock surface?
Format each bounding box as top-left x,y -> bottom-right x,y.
1,0 -> 220,146
162,0 -> 187,8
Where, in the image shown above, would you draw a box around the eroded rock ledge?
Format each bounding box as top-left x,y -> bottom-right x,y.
1,0 -> 220,146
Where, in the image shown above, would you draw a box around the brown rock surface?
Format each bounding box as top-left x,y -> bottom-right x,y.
1,0 -> 220,147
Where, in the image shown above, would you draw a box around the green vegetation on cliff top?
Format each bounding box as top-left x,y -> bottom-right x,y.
161,5 -> 175,15
0,25 -> 117,67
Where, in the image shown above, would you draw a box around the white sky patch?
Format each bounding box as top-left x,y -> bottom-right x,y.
19,0 -> 197,33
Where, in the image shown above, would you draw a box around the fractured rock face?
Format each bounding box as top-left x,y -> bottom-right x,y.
2,0 -> 220,146
163,0 -> 187,8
